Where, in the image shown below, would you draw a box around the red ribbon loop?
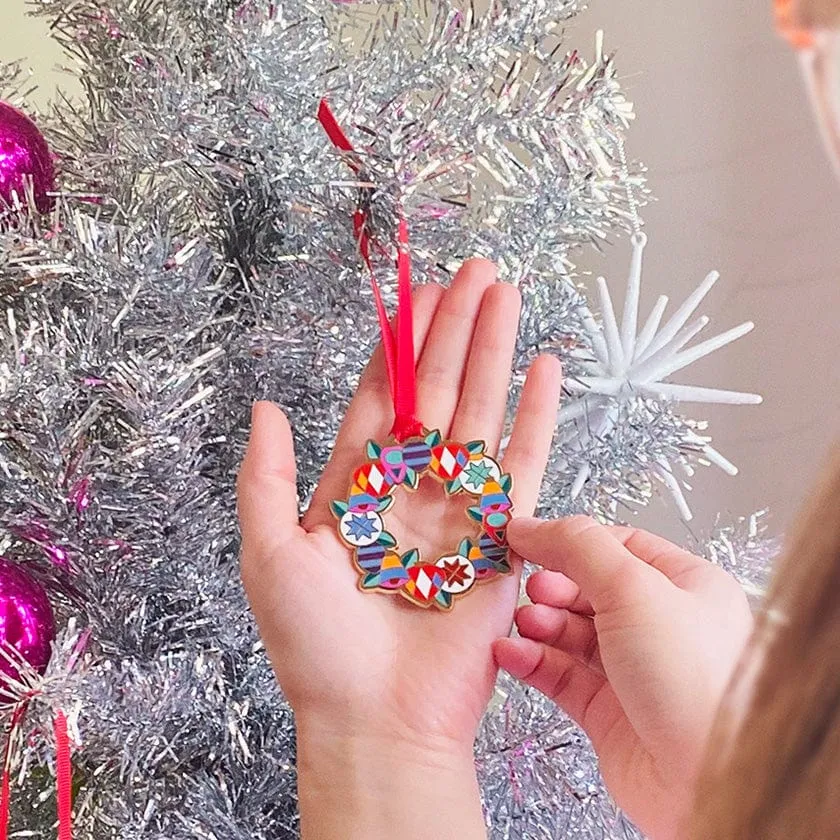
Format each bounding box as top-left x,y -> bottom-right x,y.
317,99 -> 421,441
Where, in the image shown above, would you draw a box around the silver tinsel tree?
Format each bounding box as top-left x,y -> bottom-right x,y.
0,1 -> 776,837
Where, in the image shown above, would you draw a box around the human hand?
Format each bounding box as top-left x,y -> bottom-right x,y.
237,259 -> 562,839
493,517 -> 754,840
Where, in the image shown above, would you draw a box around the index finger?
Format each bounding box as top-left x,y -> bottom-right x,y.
608,526 -> 708,584
506,515 -> 666,613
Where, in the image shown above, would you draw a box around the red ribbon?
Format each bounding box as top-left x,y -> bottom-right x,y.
317,100 -> 422,441
53,711 -> 72,840
0,706 -> 73,840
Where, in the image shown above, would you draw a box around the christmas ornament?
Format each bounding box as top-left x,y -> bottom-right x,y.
333,431 -> 512,610
0,102 -> 55,214
321,100 -> 513,610
559,139 -> 762,521
0,558 -> 55,700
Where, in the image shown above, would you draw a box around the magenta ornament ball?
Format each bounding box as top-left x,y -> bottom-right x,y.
0,557 -> 56,700
0,101 -> 55,214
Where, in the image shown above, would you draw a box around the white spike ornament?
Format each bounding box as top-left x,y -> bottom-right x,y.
561,233 -> 762,520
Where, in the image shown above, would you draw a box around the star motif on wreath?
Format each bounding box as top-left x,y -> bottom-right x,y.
463,460 -> 493,487
345,514 -> 377,541
440,558 -> 472,587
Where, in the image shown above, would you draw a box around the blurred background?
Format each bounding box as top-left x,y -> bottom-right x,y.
2,0 -> 839,541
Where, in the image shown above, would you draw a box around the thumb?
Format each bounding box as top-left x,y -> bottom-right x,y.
507,515 -> 661,614
237,401 -> 302,558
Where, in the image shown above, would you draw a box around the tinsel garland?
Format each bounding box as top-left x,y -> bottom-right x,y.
0,1 -> 775,837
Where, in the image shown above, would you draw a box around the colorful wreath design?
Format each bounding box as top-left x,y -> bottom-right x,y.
331,429 -> 513,611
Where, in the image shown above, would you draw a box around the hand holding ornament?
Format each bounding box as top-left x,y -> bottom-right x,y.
237,259 -> 563,840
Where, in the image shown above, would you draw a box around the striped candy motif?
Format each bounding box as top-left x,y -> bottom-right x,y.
479,534 -> 508,563
356,543 -> 386,572
469,541 -> 510,580
333,428 -> 512,611
402,440 -> 432,471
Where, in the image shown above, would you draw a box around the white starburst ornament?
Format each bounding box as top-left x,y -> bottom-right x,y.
561,232 -> 762,521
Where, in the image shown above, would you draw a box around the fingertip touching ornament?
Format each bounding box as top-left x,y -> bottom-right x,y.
333,430 -> 512,611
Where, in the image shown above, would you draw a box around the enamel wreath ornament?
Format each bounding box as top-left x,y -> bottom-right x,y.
332,430 -> 513,610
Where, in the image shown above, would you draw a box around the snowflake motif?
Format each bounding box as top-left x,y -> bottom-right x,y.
561,233 -> 762,521
345,513 -> 378,541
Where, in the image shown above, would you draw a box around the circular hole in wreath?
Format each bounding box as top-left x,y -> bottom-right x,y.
386,477 -> 480,564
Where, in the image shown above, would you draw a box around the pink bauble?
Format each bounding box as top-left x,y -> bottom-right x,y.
0,101 -> 55,214
0,557 -> 56,701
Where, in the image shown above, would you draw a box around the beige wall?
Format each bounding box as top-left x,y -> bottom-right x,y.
2,0 -> 838,540
574,1 -> 840,540
0,1 -> 80,106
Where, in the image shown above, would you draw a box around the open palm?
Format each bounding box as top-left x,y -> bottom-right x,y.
237,259 -> 561,750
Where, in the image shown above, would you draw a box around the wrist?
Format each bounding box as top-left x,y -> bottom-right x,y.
296,714 -> 486,840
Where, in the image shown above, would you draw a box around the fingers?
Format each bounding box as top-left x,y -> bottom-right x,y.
237,401 -> 304,557
448,282 -> 522,454
304,283 -> 443,530
508,516 -> 663,614
501,354 -> 563,515
415,259 -> 497,435
526,570 -> 593,615
609,526 -> 708,584
493,637 -> 616,740
515,603 -> 603,675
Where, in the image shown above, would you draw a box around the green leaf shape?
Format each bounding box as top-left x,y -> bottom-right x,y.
401,548 -> 420,568
330,500 -> 348,518
378,532 -> 397,548
406,468 -> 420,490
466,440 -> 485,455
362,573 -> 382,589
377,495 -> 395,514
499,473 -> 513,493
458,537 -> 474,555
435,590 -> 453,610
425,429 -> 442,447
444,478 -> 460,496
467,506 -> 484,523
366,440 -> 382,459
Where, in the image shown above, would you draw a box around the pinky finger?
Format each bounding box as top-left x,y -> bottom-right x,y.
503,354 -> 563,517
